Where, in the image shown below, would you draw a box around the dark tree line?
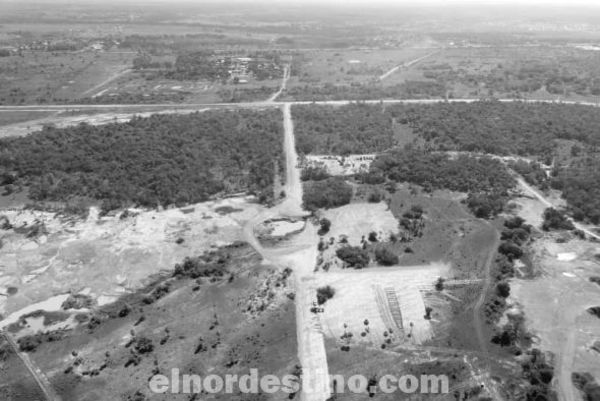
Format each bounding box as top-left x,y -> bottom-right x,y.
385,101 -> 600,157
293,101 -> 600,222
0,109 -> 283,211
371,149 -> 515,190
371,149 -> 515,217
294,101 -> 600,157
293,104 -> 395,155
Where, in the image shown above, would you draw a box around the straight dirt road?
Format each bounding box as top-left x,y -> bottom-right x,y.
378,51 -> 439,81
471,227 -> 503,400
241,104 -> 330,401
267,65 -> 290,102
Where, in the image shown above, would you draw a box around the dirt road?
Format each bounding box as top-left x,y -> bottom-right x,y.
471,226 -> 503,400
241,104 -> 330,401
267,65 -> 290,102
514,175 -> 592,401
516,176 -> 600,241
2,332 -> 62,401
378,51 -> 438,81
80,68 -> 132,97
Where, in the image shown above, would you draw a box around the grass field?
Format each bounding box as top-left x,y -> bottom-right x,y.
6,243 -> 299,400
0,51 -> 134,104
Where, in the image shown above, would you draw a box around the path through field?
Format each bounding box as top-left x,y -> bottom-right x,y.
267,65 -> 290,102
80,68 -> 132,97
471,226 -> 503,400
378,51 -> 438,81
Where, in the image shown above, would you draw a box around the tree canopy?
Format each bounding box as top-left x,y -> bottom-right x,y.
0,109 -> 283,210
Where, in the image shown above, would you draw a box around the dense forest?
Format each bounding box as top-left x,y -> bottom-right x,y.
372,149 -> 515,193
292,101 -> 600,222
0,109 -> 283,211
385,101 -> 600,158
371,149 -> 515,217
294,101 -> 600,158
293,104 -> 395,155
551,158 -> 600,224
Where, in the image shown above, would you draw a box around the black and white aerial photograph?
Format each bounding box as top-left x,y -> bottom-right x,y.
0,0 -> 600,400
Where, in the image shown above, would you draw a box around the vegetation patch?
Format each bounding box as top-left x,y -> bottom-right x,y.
542,208 -> 574,231
336,246 -> 370,269
0,109 -> 283,212
316,285 -> 335,305
302,177 -> 353,211
372,148 -> 514,218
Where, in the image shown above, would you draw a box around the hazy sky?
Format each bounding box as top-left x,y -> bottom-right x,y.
48,0 -> 600,5
204,0 -> 600,4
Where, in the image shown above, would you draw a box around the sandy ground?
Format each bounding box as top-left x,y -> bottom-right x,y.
320,202 -> 399,246
0,197 -> 264,320
302,154 -> 376,176
511,238 -> 600,401
509,178 -> 600,401
317,264 -> 449,347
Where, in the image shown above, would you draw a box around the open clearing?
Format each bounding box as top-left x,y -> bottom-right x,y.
0,108 -> 212,137
511,237 -> 600,401
302,154 -> 376,176
317,264 -> 449,347
0,197 -> 264,319
320,202 -> 399,246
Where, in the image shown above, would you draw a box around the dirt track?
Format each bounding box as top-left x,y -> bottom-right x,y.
241,104 -> 330,401
267,65 -> 290,102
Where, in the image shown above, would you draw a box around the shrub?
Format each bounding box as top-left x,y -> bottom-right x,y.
375,247 -> 399,266
316,286 -> 335,305
134,337 -> 154,354
367,192 -> 382,203
435,277 -> 445,291
336,246 -> 370,269
466,192 -> 506,219
303,177 -> 353,211
504,216 -> 525,229
301,166 -> 330,181
496,281 -> 511,298
587,307 -> 600,319
498,241 -> 524,261
501,228 -> 530,245
542,208 -> 574,231
318,218 -> 331,235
